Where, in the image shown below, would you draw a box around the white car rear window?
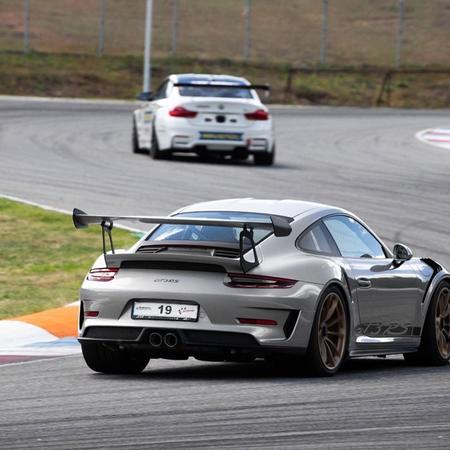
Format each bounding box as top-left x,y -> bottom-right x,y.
178,86 -> 253,99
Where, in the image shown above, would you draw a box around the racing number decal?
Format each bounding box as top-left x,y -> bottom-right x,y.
159,305 -> 173,315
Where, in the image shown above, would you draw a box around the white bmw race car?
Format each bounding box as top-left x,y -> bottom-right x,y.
132,74 -> 275,165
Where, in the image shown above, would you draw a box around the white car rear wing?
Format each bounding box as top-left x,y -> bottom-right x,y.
173,82 -> 270,92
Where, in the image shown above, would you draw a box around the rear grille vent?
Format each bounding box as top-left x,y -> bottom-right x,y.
121,260 -> 226,273
213,248 -> 240,258
83,326 -> 143,341
137,246 -> 166,254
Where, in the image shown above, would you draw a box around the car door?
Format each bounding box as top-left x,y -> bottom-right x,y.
322,215 -> 423,337
137,79 -> 170,147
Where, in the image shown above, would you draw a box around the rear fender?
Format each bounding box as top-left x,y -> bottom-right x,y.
420,267 -> 450,330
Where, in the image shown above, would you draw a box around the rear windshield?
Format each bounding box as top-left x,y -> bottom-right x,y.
178,85 -> 253,99
146,211 -> 272,245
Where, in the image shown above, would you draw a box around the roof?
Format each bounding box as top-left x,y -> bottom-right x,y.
178,198 -> 338,218
173,74 -> 249,85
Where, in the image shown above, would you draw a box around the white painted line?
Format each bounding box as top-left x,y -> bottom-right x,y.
0,194 -> 142,233
416,127 -> 450,150
0,94 -> 137,106
0,354 -> 80,368
0,321 -> 57,348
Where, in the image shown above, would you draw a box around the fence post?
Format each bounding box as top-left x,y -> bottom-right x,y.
320,0 -> 329,65
98,0 -> 106,56
244,0 -> 252,60
395,0 -> 405,68
143,0 -> 154,93
23,0 -> 30,53
171,0 -> 179,56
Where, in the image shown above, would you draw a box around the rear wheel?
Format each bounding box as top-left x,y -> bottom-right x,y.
305,287 -> 348,376
132,118 -> 147,154
404,281 -> 450,366
81,341 -> 150,374
149,124 -> 170,160
254,146 -> 275,166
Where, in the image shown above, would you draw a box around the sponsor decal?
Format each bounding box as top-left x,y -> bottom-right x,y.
356,322 -> 421,337
199,131 -> 243,141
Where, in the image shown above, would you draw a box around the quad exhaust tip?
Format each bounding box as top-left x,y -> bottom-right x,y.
149,332 -> 178,348
149,332 -> 163,347
164,333 -> 178,348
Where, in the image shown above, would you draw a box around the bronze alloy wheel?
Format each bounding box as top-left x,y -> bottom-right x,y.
318,292 -> 347,370
435,286 -> 450,359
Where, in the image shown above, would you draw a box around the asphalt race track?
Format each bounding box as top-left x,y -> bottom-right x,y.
1,98 -> 450,448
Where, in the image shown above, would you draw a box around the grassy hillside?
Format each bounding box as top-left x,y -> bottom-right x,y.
0,1 -> 448,107
0,51 -> 449,108
0,0 -> 449,67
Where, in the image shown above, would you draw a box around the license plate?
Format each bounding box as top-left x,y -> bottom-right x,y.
132,302 -> 199,321
199,131 -> 243,141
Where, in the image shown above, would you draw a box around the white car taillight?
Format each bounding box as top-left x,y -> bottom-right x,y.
245,109 -> 269,120
169,106 -> 198,118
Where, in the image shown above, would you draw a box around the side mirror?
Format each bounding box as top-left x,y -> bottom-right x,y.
137,92 -> 153,101
393,243 -> 413,262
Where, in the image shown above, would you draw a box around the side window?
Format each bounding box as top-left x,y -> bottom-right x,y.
298,221 -> 339,256
323,216 -> 386,258
153,80 -> 169,100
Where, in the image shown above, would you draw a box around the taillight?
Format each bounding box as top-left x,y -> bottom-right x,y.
169,106 -> 198,118
84,310 -> 99,317
225,273 -> 297,289
244,109 -> 269,120
87,267 -> 119,282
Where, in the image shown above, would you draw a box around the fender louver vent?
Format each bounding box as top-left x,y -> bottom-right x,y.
213,248 -> 240,258
137,246 -> 167,254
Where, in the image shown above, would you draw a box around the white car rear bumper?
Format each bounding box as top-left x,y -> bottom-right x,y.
158,121 -> 274,153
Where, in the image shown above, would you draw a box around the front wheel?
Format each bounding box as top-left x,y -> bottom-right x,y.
81,341 -> 150,374
404,281 -> 450,366
132,118 -> 147,154
305,287 -> 348,376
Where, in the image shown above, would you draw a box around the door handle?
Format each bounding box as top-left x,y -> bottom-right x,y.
357,278 -> 372,288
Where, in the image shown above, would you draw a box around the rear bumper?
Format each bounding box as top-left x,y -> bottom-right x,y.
79,273 -> 323,351
157,122 -> 274,153
78,326 -> 306,358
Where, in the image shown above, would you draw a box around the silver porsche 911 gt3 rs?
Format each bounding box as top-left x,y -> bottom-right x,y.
73,199 -> 450,376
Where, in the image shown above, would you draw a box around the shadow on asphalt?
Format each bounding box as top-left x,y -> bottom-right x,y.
133,151 -> 297,170
101,357 -> 450,382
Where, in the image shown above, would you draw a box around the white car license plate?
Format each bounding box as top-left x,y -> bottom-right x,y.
132,302 -> 199,322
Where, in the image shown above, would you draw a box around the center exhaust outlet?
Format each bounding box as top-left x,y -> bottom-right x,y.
164,333 -> 178,348
149,332 -> 163,347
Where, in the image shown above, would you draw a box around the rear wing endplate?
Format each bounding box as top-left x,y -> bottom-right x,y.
73,208 -> 292,272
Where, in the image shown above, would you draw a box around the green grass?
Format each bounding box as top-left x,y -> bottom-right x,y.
0,51 -> 449,107
0,198 -> 138,319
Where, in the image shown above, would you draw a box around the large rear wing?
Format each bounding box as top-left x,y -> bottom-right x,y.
72,208 -> 292,272
173,82 -> 270,92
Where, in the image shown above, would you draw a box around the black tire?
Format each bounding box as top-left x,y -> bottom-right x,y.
304,286 -> 349,377
81,341 -> 150,374
403,281 -> 450,366
254,146 -> 275,166
132,118 -> 147,154
149,124 -> 170,160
